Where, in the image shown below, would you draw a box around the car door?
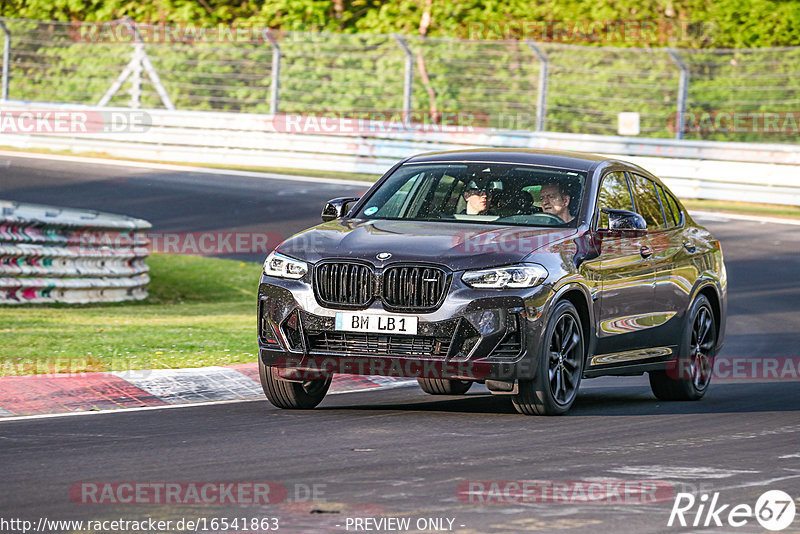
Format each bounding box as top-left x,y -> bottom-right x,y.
644,178 -> 694,347
590,171 -> 657,357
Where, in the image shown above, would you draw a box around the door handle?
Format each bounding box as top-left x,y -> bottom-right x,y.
640,245 -> 653,258
683,241 -> 696,253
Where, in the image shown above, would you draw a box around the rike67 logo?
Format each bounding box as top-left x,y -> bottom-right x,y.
669,490 -> 797,531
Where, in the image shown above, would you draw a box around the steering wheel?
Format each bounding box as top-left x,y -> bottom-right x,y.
528,213 -> 566,225
495,212 -> 566,225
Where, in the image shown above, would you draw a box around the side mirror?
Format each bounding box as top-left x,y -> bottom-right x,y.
321,197 -> 360,222
602,209 -> 647,231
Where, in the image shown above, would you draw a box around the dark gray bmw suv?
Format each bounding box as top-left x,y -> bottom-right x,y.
257,149 -> 727,415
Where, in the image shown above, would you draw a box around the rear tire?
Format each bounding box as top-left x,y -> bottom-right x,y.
259,357 -> 332,409
513,300 -> 584,416
417,378 -> 473,395
649,294 -> 715,401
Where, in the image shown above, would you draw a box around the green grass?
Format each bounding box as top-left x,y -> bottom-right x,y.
0,254 -> 264,376
683,199 -> 800,220
197,162 -> 380,182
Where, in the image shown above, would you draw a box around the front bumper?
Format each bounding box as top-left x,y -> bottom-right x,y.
257,275 -> 554,382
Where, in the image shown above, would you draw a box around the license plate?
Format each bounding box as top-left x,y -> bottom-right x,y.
335,312 -> 418,335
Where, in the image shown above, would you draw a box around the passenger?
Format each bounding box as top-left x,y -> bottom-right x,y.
540,181 -> 574,223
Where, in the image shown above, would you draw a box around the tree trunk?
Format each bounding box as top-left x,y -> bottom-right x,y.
417,0 -> 439,124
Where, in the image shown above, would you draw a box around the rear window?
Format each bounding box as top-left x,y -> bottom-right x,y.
663,188 -> 684,226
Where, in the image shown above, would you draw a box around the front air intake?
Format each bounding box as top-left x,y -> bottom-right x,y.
314,261 -> 374,308
382,264 -> 448,311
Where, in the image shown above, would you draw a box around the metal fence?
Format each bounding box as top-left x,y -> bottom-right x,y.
2,18 -> 799,143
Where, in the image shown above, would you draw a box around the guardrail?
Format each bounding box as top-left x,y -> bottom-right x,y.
0,199 -> 151,304
0,101 -> 799,206
4,18 -> 800,144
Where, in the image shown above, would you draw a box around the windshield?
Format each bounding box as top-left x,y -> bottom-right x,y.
355,162 -> 587,227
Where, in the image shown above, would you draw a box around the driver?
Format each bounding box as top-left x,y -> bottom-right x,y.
540,181 -> 574,223
462,180 -> 502,215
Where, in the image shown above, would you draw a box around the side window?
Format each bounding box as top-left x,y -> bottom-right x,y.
655,184 -> 678,227
427,174 -> 458,213
655,184 -> 672,226
415,173 -> 463,218
664,188 -> 684,226
629,173 -> 667,230
375,172 -> 421,218
596,172 -> 634,229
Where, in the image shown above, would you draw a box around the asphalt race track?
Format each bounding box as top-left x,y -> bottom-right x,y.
1,154 -> 799,533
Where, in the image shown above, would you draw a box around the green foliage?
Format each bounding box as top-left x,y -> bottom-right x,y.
2,1 -> 799,143
4,0 -> 800,48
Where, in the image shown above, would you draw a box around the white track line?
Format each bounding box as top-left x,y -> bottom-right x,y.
0,380 -> 418,423
0,398 -> 263,423
0,149 -> 373,187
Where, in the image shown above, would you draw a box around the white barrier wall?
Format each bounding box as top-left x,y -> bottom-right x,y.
0,200 -> 151,304
1,101 -> 799,205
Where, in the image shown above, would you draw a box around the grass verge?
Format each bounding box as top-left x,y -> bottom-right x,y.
0,254 -> 263,376
683,199 -> 800,220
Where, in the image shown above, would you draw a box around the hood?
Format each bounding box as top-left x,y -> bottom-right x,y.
277,219 -> 577,271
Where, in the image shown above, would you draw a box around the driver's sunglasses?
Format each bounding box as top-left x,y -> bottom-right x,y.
466,188 -> 493,197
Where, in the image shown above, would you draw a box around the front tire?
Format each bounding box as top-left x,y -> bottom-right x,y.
259,357 -> 332,409
417,378 -> 473,395
513,300 -> 585,415
649,294 -> 715,401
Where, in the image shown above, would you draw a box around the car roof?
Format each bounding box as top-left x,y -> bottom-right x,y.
403,148 -> 612,172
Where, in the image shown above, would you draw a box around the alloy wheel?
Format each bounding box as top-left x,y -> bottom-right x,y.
548,313 -> 582,405
690,305 -> 715,391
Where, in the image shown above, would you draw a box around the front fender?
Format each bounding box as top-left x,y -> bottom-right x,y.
523,279 -> 596,375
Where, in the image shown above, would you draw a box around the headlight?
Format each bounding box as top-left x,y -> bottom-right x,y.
462,263 -> 548,289
263,251 -> 308,279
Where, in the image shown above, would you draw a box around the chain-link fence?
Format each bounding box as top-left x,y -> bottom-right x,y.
2,18 -> 799,143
